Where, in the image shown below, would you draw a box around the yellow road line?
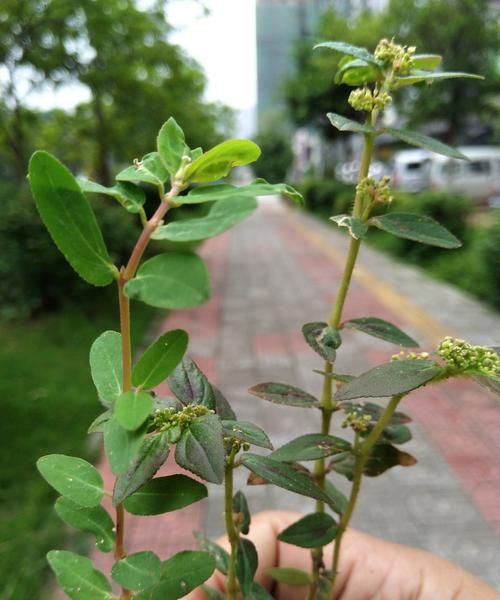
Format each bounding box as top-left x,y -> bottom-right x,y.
287,215 -> 454,346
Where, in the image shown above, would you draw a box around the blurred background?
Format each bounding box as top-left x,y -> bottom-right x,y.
0,1 -> 498,598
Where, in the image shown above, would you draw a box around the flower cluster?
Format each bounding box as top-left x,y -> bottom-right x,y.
348,87 -> 392,112
342,411 -> 372,433
374,38 -> 416,73
152,403 -> 213,442
356,175 -> 393,205
391,351 -> 430,361
438,337 -> 500,378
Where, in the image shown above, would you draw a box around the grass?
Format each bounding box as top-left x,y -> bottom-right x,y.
0,293 -> 157,600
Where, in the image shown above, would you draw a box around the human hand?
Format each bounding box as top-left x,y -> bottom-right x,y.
186,510 -> 500,600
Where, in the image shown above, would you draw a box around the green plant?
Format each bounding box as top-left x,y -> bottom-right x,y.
31,40 -> 499,600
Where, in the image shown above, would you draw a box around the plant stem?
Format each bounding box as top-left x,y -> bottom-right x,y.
328,394 -> 403,599
224,447 -> 239,600
113,184 -> 180,600
308,127 -> 375,599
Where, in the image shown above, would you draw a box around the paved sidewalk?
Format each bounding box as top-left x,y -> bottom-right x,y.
102,200 -> 500,589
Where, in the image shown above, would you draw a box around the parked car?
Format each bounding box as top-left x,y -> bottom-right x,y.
335,159 -> 389,184
390,149 -> 432,192
429,146 -> 500,204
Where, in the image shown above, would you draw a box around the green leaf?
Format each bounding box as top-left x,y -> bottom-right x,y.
125,253 -> 210,309
116,152 -> 169,187
54,497 -> 115,553
267,567 -> 312,586
330,215 -> 368,240
241,454 -> 335,508
249,382 -> 319,408
343,317 -> 419,347
135,551 -> 215,600
78,178 -> 145,214
124,474 -> 207,515
175,415 -> 225,483
37,455 -> 103,508
190,147 -> 203,161
184,139 -> 261,183
335,58 -> 381,86
314,41 -> 379,66
412,54 -> 442,70
89,331 -> 122,408
194,532 -> 230,575
248,583 -> 274,600
113,433 -> 170,505
334,442 -> 417,480
222,420 -> 273,450
213,386 -> 237,420
168,356 -> 216,409
103,418 -> 146,475
112,551 -> 161,592
152,196 -> 257,242
302,322 -> 341,362
233,491 -> 251,535
326,113 -> 375,134
278,513 -> 338,549
335,359 -> 442,401
28,151 -> 116,286
157,117 -> 189,177
383,127 -> 468,160
324,479 -> 348,515
47,550 -> 113,599
236,538 -> 258,596
394,70 -> 483,88
87,410 -> 112,434
270,434 -> 351,462
182,180 -> 303,205
132,329 -> 188,390
380,424 -> 413,445
115,391 -> 154,431
370,212 -> 462,248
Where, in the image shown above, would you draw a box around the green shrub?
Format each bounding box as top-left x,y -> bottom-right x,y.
297,177 -> 355,218
0,181 -> 141,319
253,129 -> 294,183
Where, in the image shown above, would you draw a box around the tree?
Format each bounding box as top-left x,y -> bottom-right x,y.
0,0 -> 229,184
385,0 -> 500,143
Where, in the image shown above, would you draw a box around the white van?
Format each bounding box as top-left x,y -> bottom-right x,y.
429,146 -> 500,203
390,149 -> 432,192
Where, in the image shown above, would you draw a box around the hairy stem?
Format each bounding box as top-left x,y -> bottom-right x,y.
114,184 -> 180,600
329,394 -> 403,598
224,447 -> 239,600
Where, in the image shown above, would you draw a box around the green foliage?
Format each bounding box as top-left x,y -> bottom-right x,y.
184,140 -> 261,183
111,551 -> 161,592
221,421 -> 274,450
249,382 -> 319,407
302,322 -> 342,362
47,550 -> 113,600
296,177 -> 355,219
270,434 -> 351,463
370,212 -> 462,248
267,567 -> 312,586
252,129 -> 294,183
343,317 -> 418,347
277,513 -> 338,549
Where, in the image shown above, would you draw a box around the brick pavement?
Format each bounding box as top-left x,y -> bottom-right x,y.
96,199 -> 500,590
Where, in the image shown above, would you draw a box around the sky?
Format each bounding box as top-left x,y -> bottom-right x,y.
26,0 -> 257,117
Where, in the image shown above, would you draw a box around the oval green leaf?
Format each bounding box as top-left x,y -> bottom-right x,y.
115,391 -> 154,431
302,322 -> 342,362
168,356 -> 216,409
103,418 -> 147,475
182,180 -> 303,205
184,139 -> 261,183
412,54 -> 442,70
334,359 -> 443,401
28,151 -> 116,286
47,550 -> 113,600
383,127 -> 468,160
116,152 -> 169,187
270,434 -> 351,463
125,253 -> 210,309
152,196 -> 257,242
395,70 -> 483,88
343,317 -> 418,347
194,532 -> 230,575
248,382 -> 319,408
314,41 -> 379,66
55,497 -> 115,553
78,178 -> 145,214
232,491 -> 251,535
157,117 -> 188,177
89,331 -> 122,408
327,113 -> 375,134
370,212 -> 462,248
136,551 -> 215,600
133,329 -> 188,390
236,538 -> 258,597
37,454 -> 103,508
222,420 -> 273,450
124,474 -> 208,515
112,551 -> 161,592
278,512 -> 338,549
113,432 -> 170,505
175,415 -> 225,484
